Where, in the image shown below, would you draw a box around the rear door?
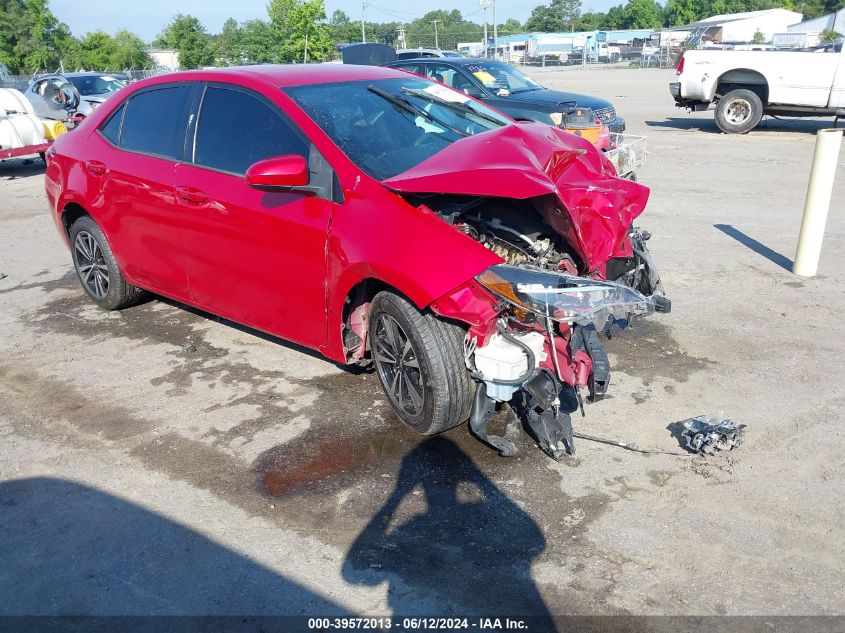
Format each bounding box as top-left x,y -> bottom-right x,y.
172,83 -> 334,350
85,83 -> 197,296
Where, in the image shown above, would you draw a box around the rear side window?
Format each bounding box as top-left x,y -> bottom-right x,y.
99,103 -> 124,145
193,87 -> 307,175
120,86 -> 193,160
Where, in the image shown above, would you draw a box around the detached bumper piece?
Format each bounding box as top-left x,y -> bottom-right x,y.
469,370 -> 578,461
680,416 -> 745,455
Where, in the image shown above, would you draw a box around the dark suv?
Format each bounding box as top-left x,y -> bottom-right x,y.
386,57 -> 625,133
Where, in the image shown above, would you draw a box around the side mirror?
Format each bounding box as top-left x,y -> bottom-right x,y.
245,155 -> 310,191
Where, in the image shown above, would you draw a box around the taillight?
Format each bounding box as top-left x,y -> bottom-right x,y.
676,55 -> 685,75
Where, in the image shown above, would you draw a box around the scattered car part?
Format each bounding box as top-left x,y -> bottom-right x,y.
572,431 -> 687,456
679,416 -> 745,455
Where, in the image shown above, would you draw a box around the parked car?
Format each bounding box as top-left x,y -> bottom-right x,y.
25,72 -> 126,123
386,57 -> 625,132
396,48 -> 463,60
45,64 -> 667,460
670,42 -> 845,133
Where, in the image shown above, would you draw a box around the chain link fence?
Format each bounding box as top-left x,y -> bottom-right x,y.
0,68 -> 175,92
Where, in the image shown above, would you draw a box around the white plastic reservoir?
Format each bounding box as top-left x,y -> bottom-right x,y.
474,331 -> 547,401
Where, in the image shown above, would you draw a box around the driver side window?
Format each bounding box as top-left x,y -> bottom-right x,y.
426,65 -> 484,98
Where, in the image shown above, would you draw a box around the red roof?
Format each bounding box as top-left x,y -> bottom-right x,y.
136,64 -> 403,90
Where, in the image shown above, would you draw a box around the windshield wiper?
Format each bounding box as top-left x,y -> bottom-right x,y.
367,85 -> 468,137
400,87 -> 505,127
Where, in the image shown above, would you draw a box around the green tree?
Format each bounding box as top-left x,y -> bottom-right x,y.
78,31 -> 116,69
501,18 -> 523,34
623,0 -> 664,28
239,19 -> 275,63
819,28 -> 842,41
602,4 -> 626,28
156,14 -> 213,69
525,0 -> 583,32
329,9 -> 361,44
664,0 -> 698,25
268,0 -> 334,62
110,30 -> 151,69
752,29 -> 766,42
0,0 -> 68,73
215,18 -> 242,65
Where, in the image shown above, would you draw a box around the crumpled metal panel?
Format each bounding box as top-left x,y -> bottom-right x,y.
383,122 -> 650,271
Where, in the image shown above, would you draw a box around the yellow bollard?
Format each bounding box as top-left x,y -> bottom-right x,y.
793,128 -> 843,277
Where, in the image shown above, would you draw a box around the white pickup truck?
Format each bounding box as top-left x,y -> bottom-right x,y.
669,42 -> 845,133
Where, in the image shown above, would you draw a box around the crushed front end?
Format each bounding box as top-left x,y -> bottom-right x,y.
433,268 -> 656,460
387,122 -> 671,459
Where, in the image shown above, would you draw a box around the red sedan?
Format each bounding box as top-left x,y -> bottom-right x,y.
45,64 -> 669,460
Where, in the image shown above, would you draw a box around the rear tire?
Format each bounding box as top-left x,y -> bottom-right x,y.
370,291 -> 473,435
69,215 -> 143,310
715,89 -> 763,134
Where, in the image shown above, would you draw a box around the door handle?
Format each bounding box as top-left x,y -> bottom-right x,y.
85,160 -> 107,175
175,186 -> 208,205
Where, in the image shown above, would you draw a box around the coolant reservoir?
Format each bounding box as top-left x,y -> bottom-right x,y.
474,331 -> 546,401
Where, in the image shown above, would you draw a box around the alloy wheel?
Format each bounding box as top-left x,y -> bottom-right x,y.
74,230 -> 109,299
372,313 -> 425,417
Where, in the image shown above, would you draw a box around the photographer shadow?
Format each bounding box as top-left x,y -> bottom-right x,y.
342,437 -> 554,624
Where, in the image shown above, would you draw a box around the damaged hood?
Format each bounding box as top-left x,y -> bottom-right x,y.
383,122 -> 650,270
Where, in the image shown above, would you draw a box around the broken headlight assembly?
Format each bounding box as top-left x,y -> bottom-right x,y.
476,264 -> 653,331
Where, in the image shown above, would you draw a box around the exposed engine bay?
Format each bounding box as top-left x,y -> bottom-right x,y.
413,192 -> 672,460
410,194 -> 581,273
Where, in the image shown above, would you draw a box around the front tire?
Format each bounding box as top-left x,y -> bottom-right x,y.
715,89 -> 763,134
370,291 -> 473,435
69,216 -> 143,310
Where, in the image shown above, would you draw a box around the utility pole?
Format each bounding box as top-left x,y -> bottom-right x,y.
361,1 -> 367,43
480,0 -> 490,57
492,0 -> 497,59
396,24 -> 407,50
430,19 -> 441,49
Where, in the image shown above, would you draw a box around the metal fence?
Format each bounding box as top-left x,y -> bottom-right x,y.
514,48 -> 681,70
0,68 -> 175,91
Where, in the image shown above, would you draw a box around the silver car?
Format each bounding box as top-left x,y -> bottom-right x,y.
24,72 -> 126,122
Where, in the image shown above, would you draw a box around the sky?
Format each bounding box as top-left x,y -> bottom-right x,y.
49,0 -> 619,41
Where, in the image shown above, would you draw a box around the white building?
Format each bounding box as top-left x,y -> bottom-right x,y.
661,8 -> 804,46
146,48 -> 180,71
457,42 -> 485,57
787,8 -> 845,35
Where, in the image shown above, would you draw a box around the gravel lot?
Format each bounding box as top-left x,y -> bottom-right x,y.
1,67 -> 843,622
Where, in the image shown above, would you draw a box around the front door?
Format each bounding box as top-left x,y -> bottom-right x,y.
173,84 -> 334,351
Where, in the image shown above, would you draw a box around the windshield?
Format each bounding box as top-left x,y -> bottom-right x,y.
285,77 -> 511,180
67,74 -> 125,96
462,61 -> 541,94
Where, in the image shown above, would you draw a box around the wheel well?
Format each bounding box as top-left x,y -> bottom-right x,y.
61,203 -> 90,236
341,278 -> 394,363
715,69 -> 768,104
